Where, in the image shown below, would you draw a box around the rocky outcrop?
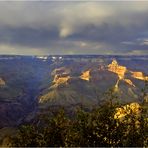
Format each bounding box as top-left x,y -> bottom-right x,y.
124,79 -> 135,87
80,70 -> 91,81
108,59 -> 127,80
50,67 -> 72,88
0,78 -> 6,87
108,59 -> 135,89
51,68 -> 91,87
52,74 -> 71,87
107,59 -> 148,89
131,71 -> 148,81
38,58 -> 148,111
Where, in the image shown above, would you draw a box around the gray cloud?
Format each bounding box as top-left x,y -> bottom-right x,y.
0,1 -> 148,55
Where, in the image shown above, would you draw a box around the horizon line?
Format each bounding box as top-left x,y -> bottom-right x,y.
0,54 -> 148,56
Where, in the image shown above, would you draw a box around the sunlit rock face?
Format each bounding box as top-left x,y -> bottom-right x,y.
108,59 -> 127,80
124,79 -> 135,87
108,59 -> 135,90
50,67 -> 72,88
52,69 -> 91,87
80,70 -> 91,81
0,78 -> 5,87
52,74 -> 71,87
114,102 -> 141,120
131,71 -> 148,81
107,59 -> 148,89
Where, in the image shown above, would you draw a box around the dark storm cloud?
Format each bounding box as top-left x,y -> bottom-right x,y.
0,27 -> 59,48
0,1 -> 148,55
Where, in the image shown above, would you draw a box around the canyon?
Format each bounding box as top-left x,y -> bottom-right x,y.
0,55 -> 147,129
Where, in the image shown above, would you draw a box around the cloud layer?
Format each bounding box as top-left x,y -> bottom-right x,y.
0,1 -> 148,55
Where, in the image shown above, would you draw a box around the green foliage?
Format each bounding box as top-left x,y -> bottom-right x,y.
11,101 -> 148,147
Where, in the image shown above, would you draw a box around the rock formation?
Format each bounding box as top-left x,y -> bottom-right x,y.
80,70 -> 91,81
108,59 -> 136,89
0,78 -> 6,87
108,59 -> 127,80
52,74 -> 71,87
131,71 -> 148,81
124,79 -> 135,87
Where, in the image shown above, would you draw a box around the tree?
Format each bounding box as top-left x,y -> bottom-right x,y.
11,100 -> 148,147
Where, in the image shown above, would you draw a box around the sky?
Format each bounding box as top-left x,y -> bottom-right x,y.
0,1 -> 148,55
